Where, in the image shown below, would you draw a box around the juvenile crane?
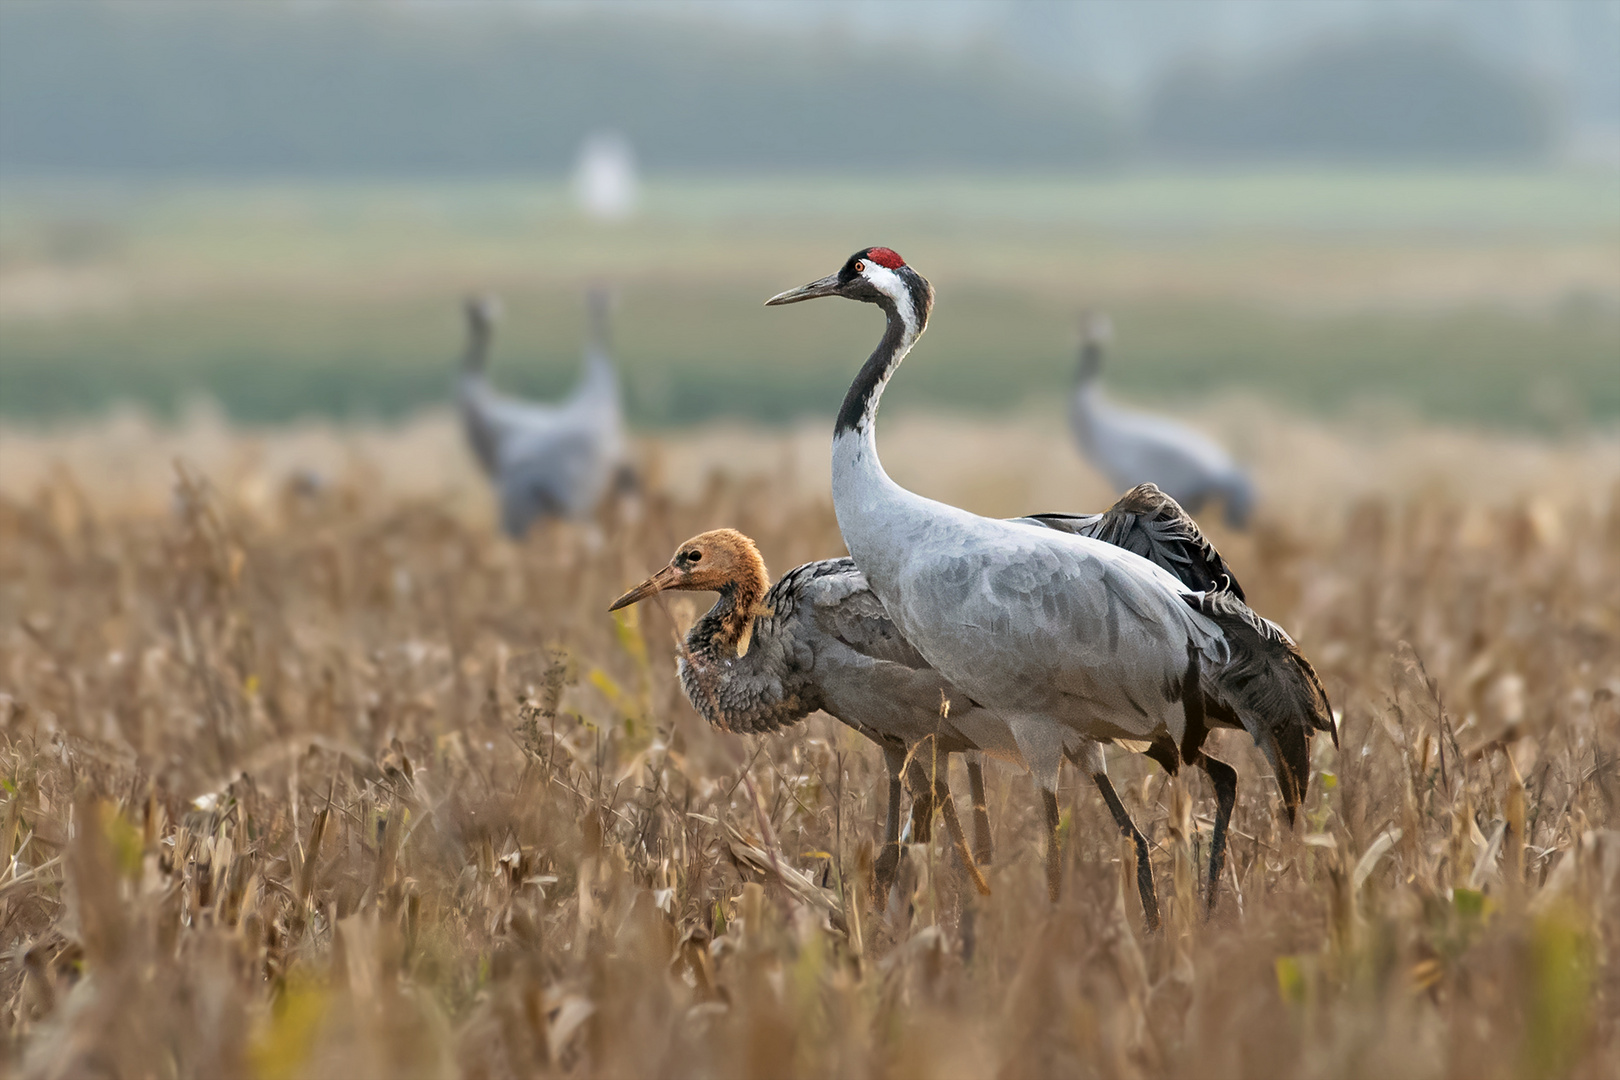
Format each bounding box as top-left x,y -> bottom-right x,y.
609,487 -> 1250,923
609,528 -> 1014,896
456,290 -> 632,538
1070,313 -> 1255,528
767,248 -> 1335,907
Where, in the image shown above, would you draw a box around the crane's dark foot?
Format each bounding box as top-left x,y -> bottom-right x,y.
873,842 -> 901,909
967,758 -> 994,866
1043,788 -> 1063,903
1093,771 -> 1161,932
1198,752 -> 1238,917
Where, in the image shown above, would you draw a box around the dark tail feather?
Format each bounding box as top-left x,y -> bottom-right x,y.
1270,723 -> 1310,826
1190,587 -> 1335,826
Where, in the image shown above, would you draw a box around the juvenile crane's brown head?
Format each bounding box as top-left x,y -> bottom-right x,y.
609,529 -> 772,655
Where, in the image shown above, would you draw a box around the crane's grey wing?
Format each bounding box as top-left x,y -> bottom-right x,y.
1013,483 -> 1244,601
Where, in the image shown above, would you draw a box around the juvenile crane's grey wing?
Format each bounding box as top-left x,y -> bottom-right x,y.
803,558 -> 933,670
784,557 -> 1020,760
1014,483 -> 1243,600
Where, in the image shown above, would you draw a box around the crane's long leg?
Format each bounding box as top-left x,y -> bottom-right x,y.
1064,739 -> 1160,931
1174,643 -> 1238,917
1197,752 -> 1238,915
966,752 -> 994,866
1042,788 -> 1063,903
875,743 -> 905,899
1091,771 -> 1162,932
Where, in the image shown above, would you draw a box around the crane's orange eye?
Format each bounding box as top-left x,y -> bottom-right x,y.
853,260 -> 865,273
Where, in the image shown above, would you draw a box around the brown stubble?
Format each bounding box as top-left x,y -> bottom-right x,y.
0,420 -> 1612,1078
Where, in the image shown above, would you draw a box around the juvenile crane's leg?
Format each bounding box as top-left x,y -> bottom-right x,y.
965,752 -> 994,866
905,755 -> 990,896
1197,753 -> 1238,915
875,744 -> 906,896
909,750 -> 936,845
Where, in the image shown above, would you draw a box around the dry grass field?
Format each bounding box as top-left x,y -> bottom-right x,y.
1,409 -> 1618,1079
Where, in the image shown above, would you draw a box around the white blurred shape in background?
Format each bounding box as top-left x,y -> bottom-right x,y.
572,130 -> 639,222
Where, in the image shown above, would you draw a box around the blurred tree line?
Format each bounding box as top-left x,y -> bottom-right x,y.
0,1 -> 1558,175
1145,34 -> 1555,164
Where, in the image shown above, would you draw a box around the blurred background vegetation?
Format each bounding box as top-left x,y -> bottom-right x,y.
0,0 -> 1616,432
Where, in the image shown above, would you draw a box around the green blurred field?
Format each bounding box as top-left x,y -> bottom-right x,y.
1,170 -> 1616,430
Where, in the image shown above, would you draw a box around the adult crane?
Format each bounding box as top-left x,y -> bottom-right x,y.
609,485 -> 1249,924
766,248 -> 1335,906
1070,312 -> 1255,528
456,289 -> 632,538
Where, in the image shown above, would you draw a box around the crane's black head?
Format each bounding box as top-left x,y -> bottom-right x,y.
765,247 -> 933,334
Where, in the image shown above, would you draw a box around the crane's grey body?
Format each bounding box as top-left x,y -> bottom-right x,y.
667,494 -> 1240,778
836,439 -> 1227,792
1069,317 -> 1255,528
456,291 -> 630,537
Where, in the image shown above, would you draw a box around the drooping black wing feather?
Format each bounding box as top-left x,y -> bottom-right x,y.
1184,585 -> 1337,824
1014,483 -> 1244,600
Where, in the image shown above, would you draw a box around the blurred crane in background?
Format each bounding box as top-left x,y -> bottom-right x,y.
1069,312 -> 1255,528
456,290 -> 632,537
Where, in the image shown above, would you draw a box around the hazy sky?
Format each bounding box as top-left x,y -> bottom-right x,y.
515,0 -> 1617,122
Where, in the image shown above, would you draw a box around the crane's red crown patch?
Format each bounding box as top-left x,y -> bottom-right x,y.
864,247 -> 905,269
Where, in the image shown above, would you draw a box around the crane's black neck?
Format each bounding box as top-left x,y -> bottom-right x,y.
833,280 -> 930,439
463,316 -> 492,373
586,289 -> 611,356
1076,339 -> 1104,385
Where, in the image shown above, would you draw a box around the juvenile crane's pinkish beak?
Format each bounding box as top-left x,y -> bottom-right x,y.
608,564 -> 682,611
765,273 -> 842,306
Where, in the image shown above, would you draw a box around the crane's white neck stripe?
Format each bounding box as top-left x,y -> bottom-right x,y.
863,264 -> 917,338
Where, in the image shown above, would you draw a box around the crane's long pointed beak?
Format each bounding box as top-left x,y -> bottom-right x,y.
608,565 -> 681,611
765,273 -> 842,306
